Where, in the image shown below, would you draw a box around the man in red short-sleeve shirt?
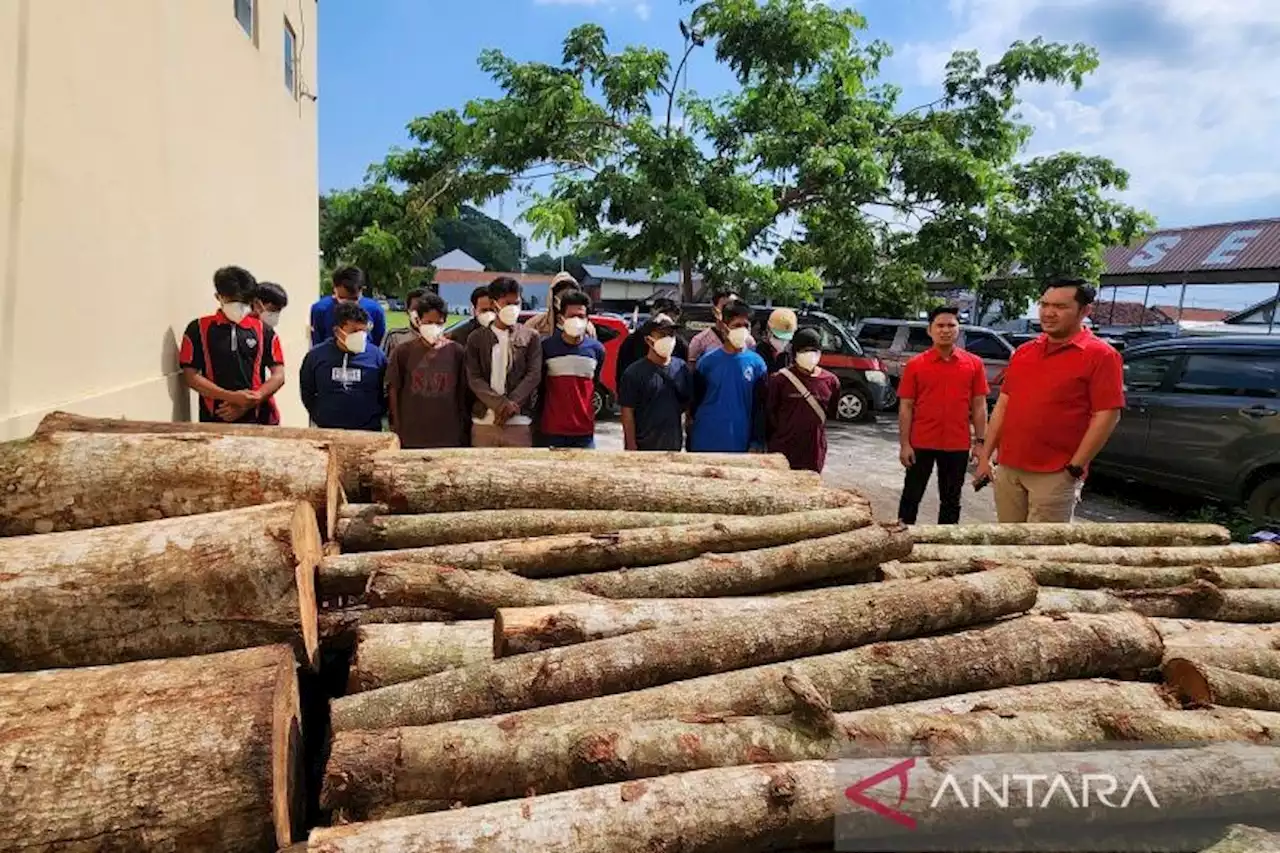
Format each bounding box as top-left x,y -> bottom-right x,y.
896,306 -> 989,524
974,279 -> 1125,523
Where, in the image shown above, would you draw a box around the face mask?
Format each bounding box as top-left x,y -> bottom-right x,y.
727,327 -> 750,349
796,351 -> 821,371
498,304 -> 521,327
772,335 -> 792,351
477,311 -> 496,328
420,323 -> 444,343
562,317 -> 588,338
221,301 -> 250,323
341,330 -> 368,353
260,311 -> 281,329
652,337 -> 677,359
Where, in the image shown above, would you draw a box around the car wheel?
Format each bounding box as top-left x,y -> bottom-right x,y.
837,388 -> 873,423
592,389 -> 605,419
881,382 -> 898,411
1247,476 -> 1280,522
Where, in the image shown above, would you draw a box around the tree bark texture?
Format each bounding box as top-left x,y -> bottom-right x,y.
1154,619 -> 1280,650
1007,562 -> 1280,590
35,409 -> 398,500
329,568 -> 1037,731
377,456 -> 823,489
550,523 -> 910,599
0,431 -> 337,536
1201,825 -> 1280,853
346,622 -> 493,693
318,607 -> 455,651
336,507 -> 734,551
1161,648 -> 1280,680
359,565 -> 600,616
848,677 -> 1179,717
0,501 -> 322,671
370,458 -> 866,515
909,522 -> 1230,547
302,744 -> 1280,853
321,705 -> 1280,816
374,446 -> 792,470
1036,582 -> 1280,623
0,644 -> 304,852
1165,658 -> 1280,712
319,507 -> 875,595
335,610 -> 1157,734
878,559 -> 992,581
906,542 -> 1280,567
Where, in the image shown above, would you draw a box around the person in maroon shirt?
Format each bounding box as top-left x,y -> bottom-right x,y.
975,278 -> 1125,522
765,328 -> 840,472
386,292 -> 468,448
895,306 -> 990,524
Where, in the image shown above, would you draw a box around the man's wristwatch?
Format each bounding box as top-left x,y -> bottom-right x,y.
1065,464 -> 1085,480
972,437 -> 985,446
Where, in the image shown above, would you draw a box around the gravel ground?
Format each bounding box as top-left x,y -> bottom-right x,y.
592,417 -> 1170,524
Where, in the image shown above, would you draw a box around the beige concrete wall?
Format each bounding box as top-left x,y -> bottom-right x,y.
0,0 -> 319,439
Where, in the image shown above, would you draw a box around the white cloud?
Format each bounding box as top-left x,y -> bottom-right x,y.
898,0 -> 1280,224
534,0 -> 655,20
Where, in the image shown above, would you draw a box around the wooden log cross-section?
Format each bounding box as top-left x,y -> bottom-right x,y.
0,645 -> 304,852
906,541 -> 1280,567
35,409 -> 398,499
0,430 -> 338,536
1165,658 -> 1280,712
908,521 -> 1231,547
0,501 -> 322,671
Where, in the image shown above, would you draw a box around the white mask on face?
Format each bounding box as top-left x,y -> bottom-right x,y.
795,351 -> 821,371
727,327 -> 750,349
341,330 -> 368,353
652,336 -> 677,360
420,323 -> 444,343
498,304 -> 521,327
221,301 -> 250,323
477,311 -> 496,328
260,310 -> 281,329
562,317 -> 588,338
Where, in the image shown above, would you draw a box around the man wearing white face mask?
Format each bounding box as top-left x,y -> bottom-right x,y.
380,288 -> 427,359
766,327 -> 840,472
689,299 -> 769,453
620,315 -> 692,451
299,301 -> 388,431
386,292 -> 467,448
464,277 -> 543,447
538,289 -> 606,449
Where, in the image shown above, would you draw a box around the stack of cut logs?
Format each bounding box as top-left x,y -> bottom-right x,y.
3,411 -> 1280,853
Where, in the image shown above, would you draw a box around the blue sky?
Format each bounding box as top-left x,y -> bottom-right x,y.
318,0 -> 1280,311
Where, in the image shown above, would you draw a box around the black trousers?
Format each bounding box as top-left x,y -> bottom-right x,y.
897,449 -> 970,525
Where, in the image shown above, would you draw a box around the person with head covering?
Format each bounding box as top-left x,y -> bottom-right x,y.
615,297 -> 688,390
525,271 -> 598,338
758,307 -> 798,374
619,314 -> 693,452
765,327 -> 840,472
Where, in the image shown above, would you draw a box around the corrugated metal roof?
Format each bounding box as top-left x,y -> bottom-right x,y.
582,264 -> 703,286
1104,218 -> 1280,276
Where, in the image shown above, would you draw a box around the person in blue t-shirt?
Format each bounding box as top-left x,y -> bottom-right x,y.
688,299 -> 768,453
299,301 -> 388,431
309,265 -> 387,348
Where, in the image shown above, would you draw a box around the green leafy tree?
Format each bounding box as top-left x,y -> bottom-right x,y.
378,0 -> 1152,312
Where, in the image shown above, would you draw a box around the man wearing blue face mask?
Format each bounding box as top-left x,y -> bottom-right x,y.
299,301 -> 387,431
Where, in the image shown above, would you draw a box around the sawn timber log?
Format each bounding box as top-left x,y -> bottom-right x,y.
905,542 -> 1280,567
908,521 -> 1230,547
346,622 -> 493,693
371,446 -> 792,470
360,565 -> 600,616
1164,658 -> 1280,712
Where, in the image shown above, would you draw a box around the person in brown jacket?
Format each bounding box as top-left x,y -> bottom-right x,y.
464,276 -> 544,447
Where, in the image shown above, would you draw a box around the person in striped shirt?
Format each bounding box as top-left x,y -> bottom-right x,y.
538,289 -> 606,449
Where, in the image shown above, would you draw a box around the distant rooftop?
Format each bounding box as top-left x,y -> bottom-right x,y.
583,264 -> 704,286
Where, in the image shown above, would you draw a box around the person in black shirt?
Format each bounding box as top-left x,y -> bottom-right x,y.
619,315 -> 693,451
615,298 -> 688,390
180,266 -> 285,424
447,286 -> 496,348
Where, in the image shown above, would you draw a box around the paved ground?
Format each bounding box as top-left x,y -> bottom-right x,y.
593,417 -> 1171,524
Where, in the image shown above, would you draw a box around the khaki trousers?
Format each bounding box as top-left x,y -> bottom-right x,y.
993,465 -> 1083,523
471,424 -> 533,448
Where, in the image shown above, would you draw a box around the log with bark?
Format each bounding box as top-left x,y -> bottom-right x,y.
321,700 -> 1280,816
0,430 -> 338,536
319,507 -> 875,595
373,446 -> 792,470
909,521 -> 1231,547
1154,619 -> 1280,650
302,744 -> 1280,853
1165,658 -> 1280,712
0,644 -> 304,852
330,568 -> 1037,731
1161,648 -> 1280,680
1202,825 -> 1280,853
346,622 -> 493,693
1036,581 -> 1280,623
878,559 -> 993,581
336,506 -> 733,550
550,523 -> 910,599
906,542 -> 1280,567
360,565 -> 600,616
35,409 -> 397,499
370,457 -> 866,515
0,501 -> 322,671
856,677 -> 1179,716
318,607 -> 455,651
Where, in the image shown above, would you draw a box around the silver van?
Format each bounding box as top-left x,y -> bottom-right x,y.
851,318 -> 1015,404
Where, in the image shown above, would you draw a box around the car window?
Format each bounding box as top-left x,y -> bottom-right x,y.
1123,353 -> 1179,392
856,323 -> 897,349
905,326 -> 932,353
964,332 -> 1010,360
1172,353 -> 1279,399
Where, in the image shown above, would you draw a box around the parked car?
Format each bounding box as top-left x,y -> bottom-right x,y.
1092,336 -> 1280,520
851,318 -> 1015,405
675,304 -> 892,422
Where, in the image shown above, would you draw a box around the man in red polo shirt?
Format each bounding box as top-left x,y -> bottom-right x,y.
975,278 -> 1124,522
896,306 -> 989,524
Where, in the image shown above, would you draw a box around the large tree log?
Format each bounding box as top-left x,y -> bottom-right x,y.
330,568 -> 1037,731
906,542 -> 1280,567
550,524 -> 910,598
910,521 -> 1231,546
0,501 -> 321,671
0,431 -> 338,536
892,560 -> 1280,590
359,565 -> 600,616
377,446 -> 792,470
35,409 -> 397,499
336,507 -> 734,550
347,622 -> 493,693
302,744 -> 1280,853
1165,658 -> 1280,711
1155,619 -> 1280,650
318,607 -> 455,651
855,677 -> 1179,716
1162,648 -> 1280,680
371,458 -> 866,515
320,507 -> 875,595
1202,825 -> 1280,853
1036,581 -> 1280,623
0,645 -> 304,851
322,702 -> 1280,816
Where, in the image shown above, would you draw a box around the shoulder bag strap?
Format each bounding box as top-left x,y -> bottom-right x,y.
780,368 -> 826,424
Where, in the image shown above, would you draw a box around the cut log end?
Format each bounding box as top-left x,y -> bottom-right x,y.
1163,657 -> 1215,706
290,502 -> 324,671
271,651 -> 306,848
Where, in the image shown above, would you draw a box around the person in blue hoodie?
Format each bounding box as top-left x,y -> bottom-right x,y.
299,301 -> 387,431
309,266 -> 387,348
